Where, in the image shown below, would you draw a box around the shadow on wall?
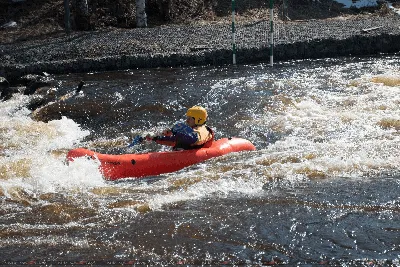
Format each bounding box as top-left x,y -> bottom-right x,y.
335,0 -> 378,8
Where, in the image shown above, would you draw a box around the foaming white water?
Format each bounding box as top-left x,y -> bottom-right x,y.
30,156 -> 105,193
2,57 -> 399,210
200,58 -> 400,184
253,60 -> 400,179
143,58 -> 400,210
148,160 -> 264,210
0,95 -> 105,195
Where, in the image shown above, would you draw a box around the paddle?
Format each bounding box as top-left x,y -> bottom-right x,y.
127,136 -> 145,147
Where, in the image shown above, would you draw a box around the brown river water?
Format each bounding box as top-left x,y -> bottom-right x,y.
0,55 -> 399,265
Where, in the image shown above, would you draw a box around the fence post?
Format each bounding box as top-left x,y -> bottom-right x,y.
64,0 -> 71,34
232,0 -> 236,65
269,0 -> 274,66
283,0 -> 288,21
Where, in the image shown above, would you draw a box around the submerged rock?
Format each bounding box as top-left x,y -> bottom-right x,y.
0,77 -> 11,101
26,87 -> 57,111
31,81 -> 85,122
1,73 -> 87,123
0,77 -> 9,90
17,74 -> 55,95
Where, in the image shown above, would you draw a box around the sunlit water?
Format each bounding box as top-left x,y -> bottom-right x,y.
0,55 -> 399,264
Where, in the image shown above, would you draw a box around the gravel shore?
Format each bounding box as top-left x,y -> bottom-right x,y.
1,13 -> 400,80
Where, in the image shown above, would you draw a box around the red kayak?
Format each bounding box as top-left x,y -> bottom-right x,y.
66,137 -> 256,180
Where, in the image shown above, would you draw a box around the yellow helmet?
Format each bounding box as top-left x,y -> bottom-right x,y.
186,106 -> 208,125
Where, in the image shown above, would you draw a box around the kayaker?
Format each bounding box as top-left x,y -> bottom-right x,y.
147,105 -> 214,150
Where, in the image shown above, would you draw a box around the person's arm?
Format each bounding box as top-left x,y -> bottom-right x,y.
152,135 -> 176,147
147,122 -> 198,146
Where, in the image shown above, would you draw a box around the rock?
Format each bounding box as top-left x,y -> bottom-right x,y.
24,81 -> 53,95
26,87 -> 57,110
18,74 -> 53,86
18,74 -> 55,95
27,94 -> 55,111
0,77 -> 11,100
1,87 -> 21,101
0,77 -> 9,90
31,81 -> 85,122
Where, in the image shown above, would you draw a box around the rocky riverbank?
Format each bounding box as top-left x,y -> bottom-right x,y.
2,13 -> 400,81
1,1 -> 400,84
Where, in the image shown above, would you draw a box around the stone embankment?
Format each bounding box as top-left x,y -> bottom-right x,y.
1,13 -> 400,81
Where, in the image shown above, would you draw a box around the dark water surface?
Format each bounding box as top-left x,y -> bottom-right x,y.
0,55 -> 399,264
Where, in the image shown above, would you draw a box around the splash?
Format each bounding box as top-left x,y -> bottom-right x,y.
0,95 -> 104,200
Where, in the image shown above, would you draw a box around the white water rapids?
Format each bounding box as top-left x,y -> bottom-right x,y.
0,55 -> 399,264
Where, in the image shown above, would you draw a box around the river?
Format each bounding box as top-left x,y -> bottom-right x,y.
0,55 -> 399,265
